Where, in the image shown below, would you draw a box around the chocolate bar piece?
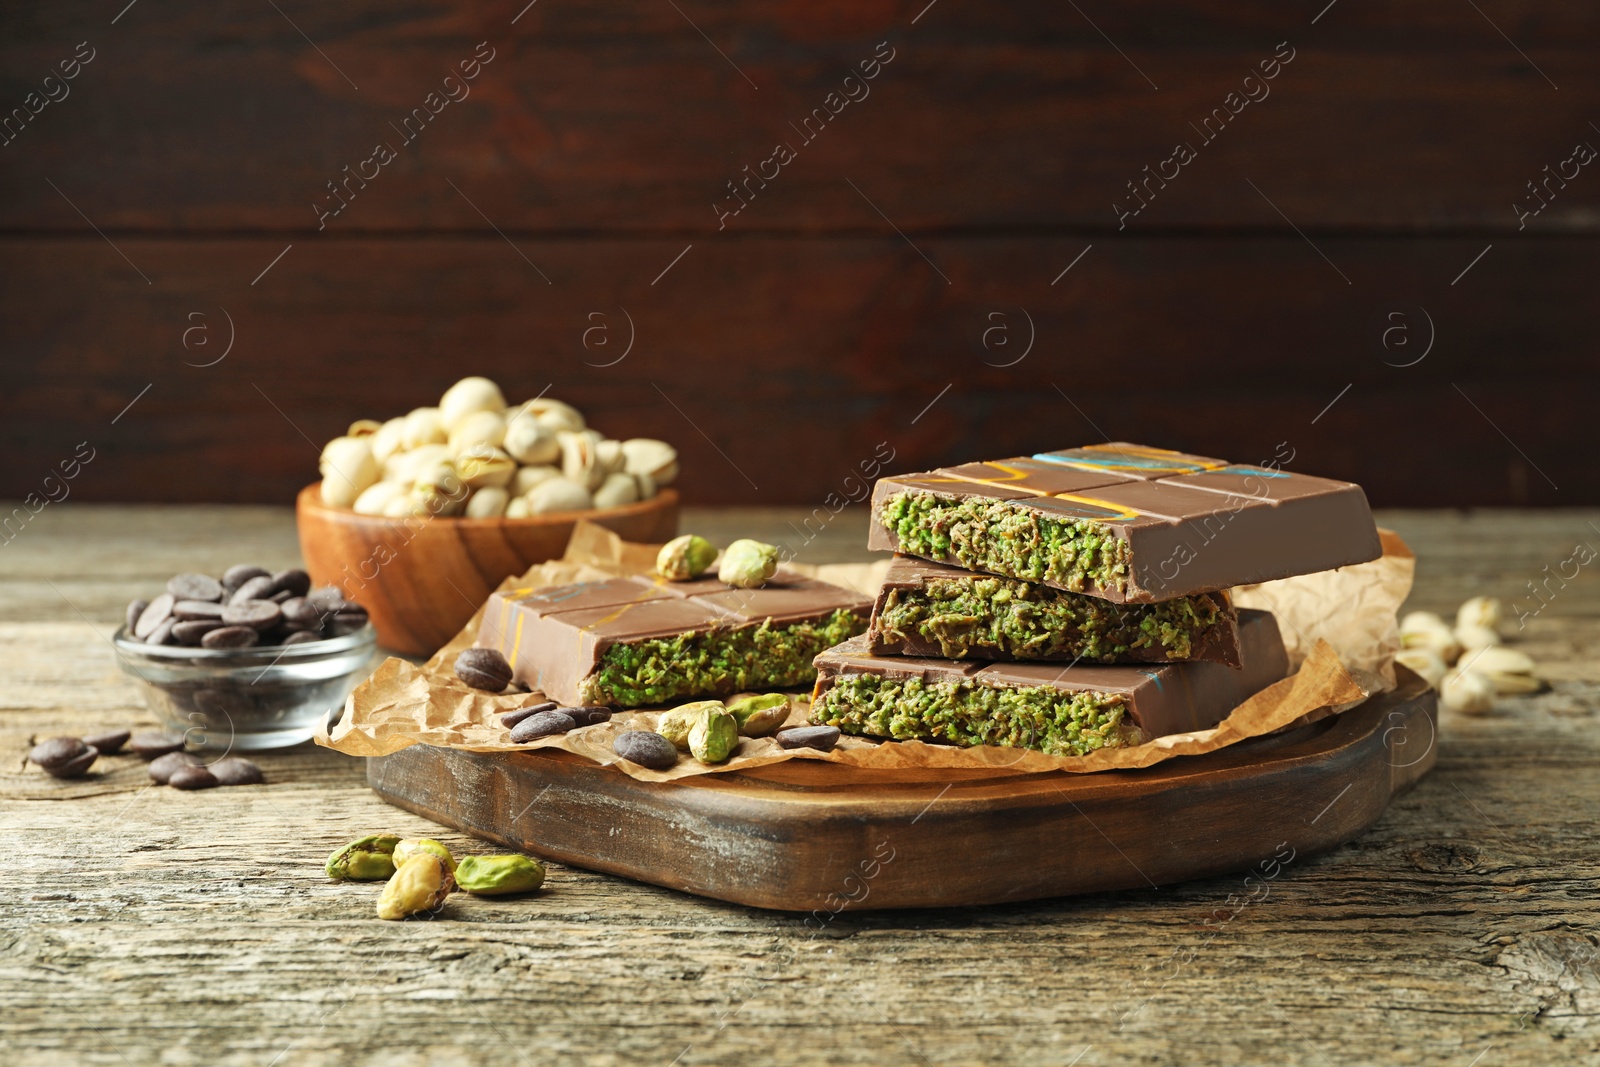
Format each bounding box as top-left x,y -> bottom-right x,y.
868,554 -> 1241,666
867,442 -> 1381,602
476,572 -> 872,707
812,609 -> 1288,756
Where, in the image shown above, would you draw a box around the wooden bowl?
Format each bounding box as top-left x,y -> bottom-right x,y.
295,484 -> 679,656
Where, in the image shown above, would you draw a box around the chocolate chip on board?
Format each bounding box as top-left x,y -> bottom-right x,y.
149,751 -> 205,783
128,732 -> 188,760
775,725 -> 842,752
82,729 -> 130,755
509,710 -> 577,743
209,757 -> 265,786
167,573 -> 225,603
202,625 -> 260,649
222,564 -> 271,595
500,702 -> 558,729
454,648 -> 512,692
566,706 -> 614,727
30,736 -> 95,778
133,593 -> 175,639
168,765 -> 219,790
611,731 -> 679,770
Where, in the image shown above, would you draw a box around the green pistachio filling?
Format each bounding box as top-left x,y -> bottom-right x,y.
879,491 -> 1132,594
876,576 -> 1223,661
813,675 -> 1139,756
580,609 -> 865,707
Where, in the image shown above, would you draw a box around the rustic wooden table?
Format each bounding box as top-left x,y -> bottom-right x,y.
4,506 -> 1597,1066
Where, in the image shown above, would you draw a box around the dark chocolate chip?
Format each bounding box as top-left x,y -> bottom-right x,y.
611,731 -> 678,770
133,593 -> 175,639
128,732 -> 187,760
455,648 -> 512,692
567,706 -> 614,727
223,564 -> 271,595
209,757 -> 265,786
146,618 -> 177,646
306,585 -> 347,612
167,765 -> 219,790
230,575 -> 279,605
83,729 -> 130,755
125,599 -> 148,634
327,610 -> 368,635
775,725 -> 841,752
172,599 -> 227,621
222,601 -> 281,631
500,702 -> 557,729
30,736 -> 88,773
167,573 -> 225,603
509,710 -> 577,743
202,625 -> 260,649
172,619 -> 224,645
272,568 -> 311,597
267,589 -> 293,604
149,750 -> 205,783
280,630 -> 322,646
279,597 -> 322,631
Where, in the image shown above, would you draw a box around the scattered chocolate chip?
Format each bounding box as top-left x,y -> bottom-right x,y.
172,619 -> 224,645
509,710 -> 577,743
775,725 -> 841,752
167,765 -> 219,790
125,599 -> 148,634
222,601 -> 281,631
455,648 -> 512,692
209,756 -> 265,786
83,729 -> 130,755
148,750 -> 205,783
128,732 -> 187,760
133,593 -> 175,639
167,573 -> 225,603
172,599 -> 227,621
500,702 -> 558,729
30,736 -> 92,777
567,706 -> 614,727
272,568 -> 311,597
230,575 -> 279,605
611,731 -> 678,770
202,625 -> 260,649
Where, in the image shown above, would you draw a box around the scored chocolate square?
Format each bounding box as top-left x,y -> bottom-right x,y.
868,442 -> 1380,601
813,609 -> 1289,756
477,571 -> 873,707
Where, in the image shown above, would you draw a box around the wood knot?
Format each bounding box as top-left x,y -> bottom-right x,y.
1405,842 -> 1482,872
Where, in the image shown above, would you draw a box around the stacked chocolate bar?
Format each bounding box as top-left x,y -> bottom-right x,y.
811,443 -> 1382,756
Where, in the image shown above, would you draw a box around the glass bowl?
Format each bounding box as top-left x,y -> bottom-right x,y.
113,625 -> 380,751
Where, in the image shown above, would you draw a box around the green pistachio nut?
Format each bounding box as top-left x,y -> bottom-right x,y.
326,833 -> 401,881
376,853 -> 454,920
393,837 -> 456,873
717,539 -> 779,589
727,693 -> 791,737
657,534 -> 718,581
455,854 -> 547,896
689,707 -> 740,764
658,700 -> 723,751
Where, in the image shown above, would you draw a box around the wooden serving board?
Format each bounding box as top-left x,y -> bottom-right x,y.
368,675 -> 1437,911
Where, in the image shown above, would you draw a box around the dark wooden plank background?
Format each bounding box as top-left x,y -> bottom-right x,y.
2,1 -> 1596,506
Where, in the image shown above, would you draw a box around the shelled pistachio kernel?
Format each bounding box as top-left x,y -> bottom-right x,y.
455,854 -> 547,896
727,693 -> 790,736
326,834 -> 401,881
657,534 -> 717,581
718,539 -> 778,589
376,853 -> 454,920
689,707 -> 739,764
393,837 -> 456,873
658,700 -> 722,751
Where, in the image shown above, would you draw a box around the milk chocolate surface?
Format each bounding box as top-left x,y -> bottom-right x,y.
867,555 -> 1241,666
814,609 -> 1289,749
477,571 -> 872,707
868,442 -> 1381,602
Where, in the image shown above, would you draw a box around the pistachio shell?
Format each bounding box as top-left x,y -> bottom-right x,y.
1441,668 -> 1495,713
718,539 -> 779,589
448,410 -> 506,455
512,464 -> 562,496
1455,624 -> 1501,651
524,398 -> 585,433
503,417 -> 560,465
439,376 -> 507,432
527,476 -> 592,514
456,449 -> 516,490
353,479 -> 411,516
318,436 -> 379,508
1469,646 -> 1535,675
370,417 -> 407,464
504,496 -> 533,519
657,534 -> 717,580
347,419 -> 382,438
559,430 -> 607,491
621,438 -> 679,485
592,471 -> 640,509
465,487 -> 510,518
1394,648 -> 1447,689
401,407 -> 447,449
385,443 -> 450,483
1455,596 -> 1503,633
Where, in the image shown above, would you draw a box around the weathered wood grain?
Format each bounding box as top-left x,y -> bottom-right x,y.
3,237 -> 1595,507
3,506 -> 1599,1064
